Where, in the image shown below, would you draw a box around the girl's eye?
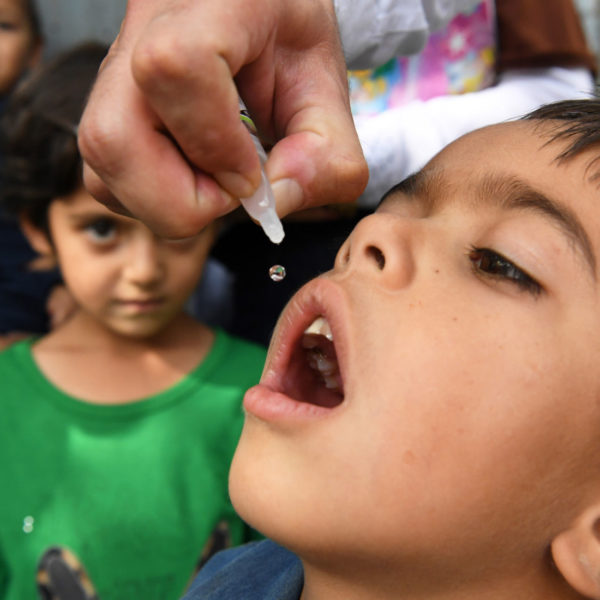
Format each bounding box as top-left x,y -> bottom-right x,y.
84,218 -> 117,242
468,247 -> 542,297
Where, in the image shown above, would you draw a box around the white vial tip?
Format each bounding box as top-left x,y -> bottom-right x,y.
259,211 -> 285,244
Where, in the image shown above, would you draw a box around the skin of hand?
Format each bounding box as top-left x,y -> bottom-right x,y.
78,0 -> 368,238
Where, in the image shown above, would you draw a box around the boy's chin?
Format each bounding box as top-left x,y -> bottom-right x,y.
229,424 -> 355,563
228,427 -> 311,550
228,429 -> 281,538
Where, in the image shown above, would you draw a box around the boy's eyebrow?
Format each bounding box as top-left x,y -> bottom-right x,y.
379,171 -> 430,204
379,169 -> 597,280
479,174 -> 597,279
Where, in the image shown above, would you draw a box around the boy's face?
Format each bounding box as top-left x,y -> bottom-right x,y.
35,187 -> 215,339
230,121 -> 600,583
0,0 -> 39,95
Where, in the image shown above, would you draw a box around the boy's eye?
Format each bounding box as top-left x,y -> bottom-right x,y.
0,21 -> 17,31
468,247 -> 542,297
84,218 -> 117,242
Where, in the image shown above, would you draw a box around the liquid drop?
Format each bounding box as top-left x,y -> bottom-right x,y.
269,265 -> 286,282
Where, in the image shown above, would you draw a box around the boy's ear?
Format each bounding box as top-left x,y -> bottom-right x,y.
552,505 -> 600,599
19,215 -> 53,257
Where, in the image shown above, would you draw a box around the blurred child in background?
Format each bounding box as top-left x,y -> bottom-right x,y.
0,42 -> 265,600
0,0 -> 73,349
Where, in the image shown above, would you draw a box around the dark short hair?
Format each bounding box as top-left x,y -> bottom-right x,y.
523,92 -> 600,174
0,41 -> 107,230
24,0 -> 42,42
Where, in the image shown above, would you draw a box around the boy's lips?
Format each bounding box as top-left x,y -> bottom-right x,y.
243,277 -> 348,423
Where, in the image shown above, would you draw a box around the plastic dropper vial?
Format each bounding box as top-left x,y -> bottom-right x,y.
238,99 -> 285,245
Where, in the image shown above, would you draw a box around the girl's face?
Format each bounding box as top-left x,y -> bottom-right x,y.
0,0 -> 40,95
29,186 -> 215,340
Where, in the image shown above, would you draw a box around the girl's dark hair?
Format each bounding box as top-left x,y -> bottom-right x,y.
0,41 -> 108,230
24,0 -> 42,42
523,92 -> 600,168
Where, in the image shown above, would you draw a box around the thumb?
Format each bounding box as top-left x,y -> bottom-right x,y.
267,104 -> 368,216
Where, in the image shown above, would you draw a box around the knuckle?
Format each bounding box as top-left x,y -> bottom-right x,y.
132,36 -> 185,86
132,33 -> 221,89
78,110 -> 123,172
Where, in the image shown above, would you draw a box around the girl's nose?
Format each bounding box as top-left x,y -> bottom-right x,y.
334,212 -> 416,289
123,234 -> 164,286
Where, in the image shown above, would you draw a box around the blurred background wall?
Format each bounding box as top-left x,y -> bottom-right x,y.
36,0 -> 600,77
577,0 -> 600,75
37,0 -> 126,57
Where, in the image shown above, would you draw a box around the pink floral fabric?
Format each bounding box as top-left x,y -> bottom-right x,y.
349,0 -> 496,116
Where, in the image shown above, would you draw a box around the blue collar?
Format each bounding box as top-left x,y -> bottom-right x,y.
183,540 -> 303,600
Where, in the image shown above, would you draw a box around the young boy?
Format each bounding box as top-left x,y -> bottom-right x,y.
183,96 -> 600,600
0,43 -> 265,600
0,0 -> 66,349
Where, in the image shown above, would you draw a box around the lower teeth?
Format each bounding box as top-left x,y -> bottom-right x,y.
305,347 -> 341,391
323,374 -> 341,390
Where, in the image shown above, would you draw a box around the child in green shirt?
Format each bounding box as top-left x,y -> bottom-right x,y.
0,42 -> 265,600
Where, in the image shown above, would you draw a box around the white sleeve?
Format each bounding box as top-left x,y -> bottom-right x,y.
334,0 -> 481,69
354,67 -> 596,207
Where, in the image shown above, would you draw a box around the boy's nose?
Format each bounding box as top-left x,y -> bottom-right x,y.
335,213 -> 416,289
124,235 -> 164,286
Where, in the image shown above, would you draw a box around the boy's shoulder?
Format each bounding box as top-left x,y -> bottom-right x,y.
182,540 -> 303,600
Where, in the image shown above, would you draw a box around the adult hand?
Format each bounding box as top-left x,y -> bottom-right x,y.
78,0 -> 368,238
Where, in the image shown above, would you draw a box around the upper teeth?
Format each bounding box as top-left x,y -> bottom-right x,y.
303,316 -> 333,341
302,317 -> 341,392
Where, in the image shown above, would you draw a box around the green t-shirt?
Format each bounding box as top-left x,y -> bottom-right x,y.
0,329 -> 266,600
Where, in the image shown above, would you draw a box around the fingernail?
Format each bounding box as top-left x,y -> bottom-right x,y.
194,173 -> 240,220
271,178 -> 303,216
216,187 -> 240,215
214,170 -> 257,199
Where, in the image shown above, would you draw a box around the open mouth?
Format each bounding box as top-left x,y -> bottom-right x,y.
281,315 -> 344,409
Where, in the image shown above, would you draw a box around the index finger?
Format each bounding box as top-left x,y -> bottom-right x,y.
78,11 -> 241,236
